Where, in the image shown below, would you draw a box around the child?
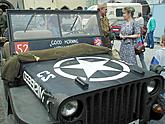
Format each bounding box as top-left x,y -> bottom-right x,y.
151,35 -> 165,78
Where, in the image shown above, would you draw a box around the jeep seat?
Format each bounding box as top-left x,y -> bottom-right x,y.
13,30 -> 53,40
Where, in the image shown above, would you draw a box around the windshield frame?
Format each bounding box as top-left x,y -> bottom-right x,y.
7,10 -> 102,41
7,9 -> 103,54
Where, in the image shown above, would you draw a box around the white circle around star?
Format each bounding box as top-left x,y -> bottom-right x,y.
53,56 -> 130,82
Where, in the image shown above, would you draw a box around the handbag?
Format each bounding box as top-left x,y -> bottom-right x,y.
132,21 -> 145,55
134,37 -> 145,55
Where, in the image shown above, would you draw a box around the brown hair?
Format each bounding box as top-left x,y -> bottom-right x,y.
161,35 -> 165,46
123,7 -> 135,17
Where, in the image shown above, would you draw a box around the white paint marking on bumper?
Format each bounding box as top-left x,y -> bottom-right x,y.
128,119 -> 139,124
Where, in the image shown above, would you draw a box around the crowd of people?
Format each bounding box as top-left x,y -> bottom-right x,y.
97,3 -> 165,78
97,4 -> 145,67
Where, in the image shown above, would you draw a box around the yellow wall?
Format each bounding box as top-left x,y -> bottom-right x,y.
23,0 -> 57,9
23,0 -> 86,9
56,0 -> 87,9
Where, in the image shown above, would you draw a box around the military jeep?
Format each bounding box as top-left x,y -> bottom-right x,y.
1,10 -> 164,124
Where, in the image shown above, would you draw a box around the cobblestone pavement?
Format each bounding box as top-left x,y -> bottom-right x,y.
0,73 -> 8,124
0,41 -> 164,124
0,96 -> 5,123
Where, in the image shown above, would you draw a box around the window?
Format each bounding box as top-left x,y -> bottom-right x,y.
11,14 -> 60,40
59,14 -> 100,37
116,8 -> 123,17
10,12 -> 101,40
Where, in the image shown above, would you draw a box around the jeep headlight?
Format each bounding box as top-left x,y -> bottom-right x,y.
61,100 -> 78,117
147,80 -> 157,93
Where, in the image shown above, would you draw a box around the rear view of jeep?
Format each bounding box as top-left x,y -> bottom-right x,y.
1,10 -> 164,124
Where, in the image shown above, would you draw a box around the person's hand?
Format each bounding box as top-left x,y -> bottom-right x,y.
119,34 -> 123,39
0,37 -> 7,42
109,25 -> 112,30
120,34 -> 126,39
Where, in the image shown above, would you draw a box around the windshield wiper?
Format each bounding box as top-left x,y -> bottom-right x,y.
24,13 -> 36,32
70,14 -> 79,31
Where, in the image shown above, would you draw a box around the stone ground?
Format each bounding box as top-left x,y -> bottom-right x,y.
0,40 -> 164,123
0,72 -> 8,124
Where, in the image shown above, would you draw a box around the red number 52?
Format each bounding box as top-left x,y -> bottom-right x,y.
15,42 -> 29,54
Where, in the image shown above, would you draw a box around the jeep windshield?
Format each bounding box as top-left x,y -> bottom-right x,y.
59,14 -> 100,37
10,11 -> 101,40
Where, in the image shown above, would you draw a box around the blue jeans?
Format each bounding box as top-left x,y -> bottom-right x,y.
147,31 -> 154,48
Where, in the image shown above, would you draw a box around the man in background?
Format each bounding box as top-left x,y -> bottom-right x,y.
146,13 -> 156,49
135,12 -> 144,28
98,4 -> 112,48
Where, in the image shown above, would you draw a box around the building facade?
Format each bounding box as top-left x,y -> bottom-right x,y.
0,0 -> 88,10
86,0 -> 98,7
1,0 -> 164,11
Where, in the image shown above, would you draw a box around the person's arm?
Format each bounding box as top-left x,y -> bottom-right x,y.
147,20 -> 150,33
123,34 -> 141,39
142,18 -> 144,26
120,33 -> 140,39
141,18 -> 144,28
0,37 -> 7,43
150,18 -> 156,31
120,21 -> 141,39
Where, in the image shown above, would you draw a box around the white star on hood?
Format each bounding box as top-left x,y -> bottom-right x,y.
61,58 -> 120,78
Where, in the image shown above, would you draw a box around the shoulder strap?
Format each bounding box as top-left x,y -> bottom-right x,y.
132,21 -> 135,35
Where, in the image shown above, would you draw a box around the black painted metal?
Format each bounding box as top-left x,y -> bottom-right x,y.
84,83 -> 144,124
